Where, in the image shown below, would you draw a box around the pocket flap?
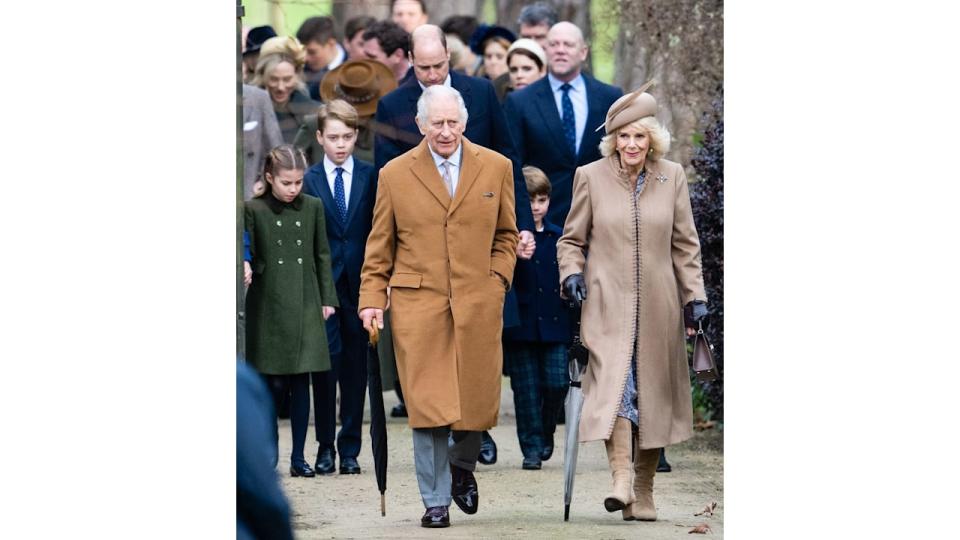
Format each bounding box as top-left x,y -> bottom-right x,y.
388,272 -> 422,288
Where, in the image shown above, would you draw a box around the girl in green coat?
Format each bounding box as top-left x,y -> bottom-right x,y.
244,144 -> 339,477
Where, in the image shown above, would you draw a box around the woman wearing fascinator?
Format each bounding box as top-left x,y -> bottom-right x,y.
557,82 -> 709,522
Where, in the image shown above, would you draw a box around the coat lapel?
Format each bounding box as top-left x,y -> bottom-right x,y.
409,140 -> 451,210
307,166 -> 343,231
579,76 -> 607,163
343,162 -> 367,228
533,80 -> 573,163
450,71 -> 474,111
448,138 -> 482,216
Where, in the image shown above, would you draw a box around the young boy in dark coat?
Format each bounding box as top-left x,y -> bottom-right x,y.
504,166 -> 572,470
302,99 -> 378,475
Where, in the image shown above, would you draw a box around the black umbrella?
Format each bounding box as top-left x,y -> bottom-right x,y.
367,324 -> 388,516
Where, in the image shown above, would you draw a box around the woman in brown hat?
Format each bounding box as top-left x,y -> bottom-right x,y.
294,59 -> 397,166
556,85 -> 709,521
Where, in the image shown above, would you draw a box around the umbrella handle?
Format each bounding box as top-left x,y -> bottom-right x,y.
367,323 -> 380,346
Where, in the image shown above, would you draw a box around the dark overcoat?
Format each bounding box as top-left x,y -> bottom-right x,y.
503,220 -> 571,344
502,74 -> 622,225
244,192 -> 339,375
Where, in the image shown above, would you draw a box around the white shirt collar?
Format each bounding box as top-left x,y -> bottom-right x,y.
323,154 -> 354,176
428,142 -> 463,170
417,73 -> 453,92
327,44 -> 347,71
548,72 -> 585,93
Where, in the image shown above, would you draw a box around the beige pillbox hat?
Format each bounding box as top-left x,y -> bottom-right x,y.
595,80 -> 657,133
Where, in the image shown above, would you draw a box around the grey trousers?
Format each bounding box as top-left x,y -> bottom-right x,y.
412,427 -> 482,508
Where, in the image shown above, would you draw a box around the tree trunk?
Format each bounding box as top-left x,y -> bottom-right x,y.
614,0 -> 723,169
332,0 -> 391,26
424,0 -> 485,26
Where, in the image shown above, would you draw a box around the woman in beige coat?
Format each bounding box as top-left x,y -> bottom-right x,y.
557,87 -> 708,521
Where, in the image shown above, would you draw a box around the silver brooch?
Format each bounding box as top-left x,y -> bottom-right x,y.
657,174 -> 668,184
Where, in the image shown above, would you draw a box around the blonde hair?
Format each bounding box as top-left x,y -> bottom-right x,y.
316,99 -> 359,132
253,144 -> 309,198
251,54 -> 307,95
522,166 -> 551,197
598,116 -> 671,161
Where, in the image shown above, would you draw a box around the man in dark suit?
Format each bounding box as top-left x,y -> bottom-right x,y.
503,21 -> 623,225
303,100 -> 378,475
373,24 -> 537,465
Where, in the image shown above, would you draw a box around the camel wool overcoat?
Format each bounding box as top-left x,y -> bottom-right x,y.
557,155 -> 707,447
358,138 -> 519,430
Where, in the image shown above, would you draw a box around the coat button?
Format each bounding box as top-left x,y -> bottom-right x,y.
278,258 -> 284,264
538,316 -> 543,321
276,220 -> 282,226
276,239 -> 282,246
295,221 -> 301,227
296,239 -> 302,246
535,260 -> 540,264
538,287 -> 543,292
297,258 -> 303,264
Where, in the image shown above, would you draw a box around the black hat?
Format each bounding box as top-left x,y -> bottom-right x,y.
468,24 -> 516,56
244,25 -> 278,57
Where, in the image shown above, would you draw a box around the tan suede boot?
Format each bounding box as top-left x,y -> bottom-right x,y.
603,417 -> 636,512
622,446 -> 659,521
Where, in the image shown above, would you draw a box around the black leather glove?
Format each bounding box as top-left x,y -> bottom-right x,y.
684,300 -> 708,328
563,273 -> 587,307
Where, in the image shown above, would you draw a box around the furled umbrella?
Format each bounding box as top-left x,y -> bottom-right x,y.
563,299 -> 589,521
366,323 -> 388,516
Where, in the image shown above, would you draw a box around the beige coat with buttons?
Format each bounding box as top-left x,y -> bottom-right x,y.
359,138 -> 519,430
557,155 -> 706,447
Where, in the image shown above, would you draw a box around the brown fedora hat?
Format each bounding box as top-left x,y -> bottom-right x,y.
320,59 -> 398,117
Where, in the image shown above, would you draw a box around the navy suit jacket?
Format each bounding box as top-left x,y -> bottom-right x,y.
302,157 -> 376,309
503,74 -> 622,226
373,70 -> 535,232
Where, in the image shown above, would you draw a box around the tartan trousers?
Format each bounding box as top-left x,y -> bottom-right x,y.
505,341 -> 569,459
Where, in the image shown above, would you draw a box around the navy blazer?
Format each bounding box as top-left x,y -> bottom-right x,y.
503,74 -> 622,226
302,157 -> 376,308
373,70 -> 535,232
503,220 -> 571,344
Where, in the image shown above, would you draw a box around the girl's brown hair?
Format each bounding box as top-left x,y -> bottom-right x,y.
253,144 -> 308,198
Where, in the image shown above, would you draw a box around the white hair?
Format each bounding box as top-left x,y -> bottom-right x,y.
416,85 -> 469,126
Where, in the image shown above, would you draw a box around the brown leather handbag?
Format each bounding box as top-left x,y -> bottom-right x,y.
692,321 -> 720,381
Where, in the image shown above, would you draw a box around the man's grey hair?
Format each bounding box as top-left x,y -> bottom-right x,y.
416,85 -> 469,126
517,2 -> 558,28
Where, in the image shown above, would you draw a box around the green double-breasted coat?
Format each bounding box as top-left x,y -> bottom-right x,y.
244,192 -> 339,374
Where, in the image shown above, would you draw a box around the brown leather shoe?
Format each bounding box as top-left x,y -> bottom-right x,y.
421,506 -> 450,528
451,464 -> 479,514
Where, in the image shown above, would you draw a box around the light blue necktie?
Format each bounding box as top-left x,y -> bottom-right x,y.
561,83 -> 577,156
333,166 -> 347,224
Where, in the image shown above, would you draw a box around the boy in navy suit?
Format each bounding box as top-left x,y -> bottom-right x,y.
504,166 -> 571,470
302,100 -> 378,475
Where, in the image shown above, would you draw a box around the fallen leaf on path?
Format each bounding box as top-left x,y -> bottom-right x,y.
689,523 -> 712,534
694,501 -> 718,516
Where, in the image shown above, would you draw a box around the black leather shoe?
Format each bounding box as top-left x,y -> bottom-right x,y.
540,441 -> 554,462
314,447 -> 336,475
522,457 -> 542,470
339,456 -> 361,474
477,431 -> 497,465
390,403 -> 408,418
290,461 -> 315,477
421,506 -> 450,528
450,464 -> 479,514
657,448 -> 672,473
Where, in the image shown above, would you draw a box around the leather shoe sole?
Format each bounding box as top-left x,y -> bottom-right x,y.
604,497 -> 628,512
522,458 -> 542,470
